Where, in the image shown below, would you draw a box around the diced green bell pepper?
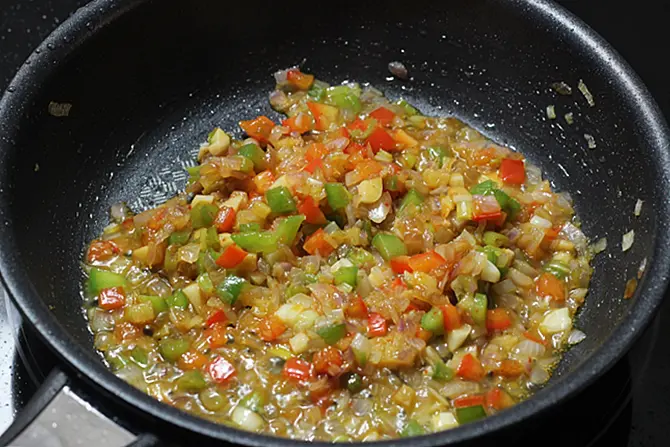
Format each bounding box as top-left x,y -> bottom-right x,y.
421,306 -> 444,335
167,290 -> 189,309
333,266 -> 358,287
275,214 -> 306,245
206,226 -> 220,250
285,283 -> 310,298
483,231 -> 509,247
326,85 -> 362,114
325,183 -> 350,210
138,295 -> 168,314
399,151 -> 417,170
191,203 -> 219,229
130,346 -> 148,366
231,231 -> 278,254
384,175 -> 402,192
177,370 -> 207,392
545,260 -> 570,279
396,99 -> 419,116
494,190 -> 521,219
197,273 -> 215,294
239,391 -> 266,413
372,233 -> 407,261
266,186 -> 297,214
163,245 -> 179,272
239,222 -> 261,233
478,245 -> 502,264
125,302 -> 155,324
307,82 -> 326,101
238,143 -> 267,171
455,405 -> 487,424
470,180 -> 497,196
432,361 -> 454,381
105,350 -> 129,371
317,323 -> 347,345
401,420 -> 425,437
159,338 -> 190,362
472,293 -> 488,326
186,165 -> 201,185
169,230 -> 192,246
88,268 -> 127,295
399,188 -> 424,213
216,275 -> 247,305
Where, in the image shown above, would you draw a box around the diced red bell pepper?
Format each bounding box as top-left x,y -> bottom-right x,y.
313,346 -> 344,375
441,303 -> 462,331
306,142 -> 329,162
473,195 -> 502,222
258,315 -> 287,341
416,327 -> 433,342
346,296 -> 369,319
283,112 -> 313,134
286,69 -> 315,90
366,127 -> 397,153
216,244 -> 248,269
408,251 -> 446,272
282,357 -> 314,382
303,228 -> 335,256
367,312 -> 388,337
369,106 -> 396,127
304,158 -> 323,174
452,394 -> 486,409
98,287 -> 126,310
500,158 -> 526,185
535,272 -> 565,301
205,322 -> 229,348
457,353 -> 486,381
214,206 -> 236,233
206,309 -> 227,327
390,256 -> 413,274
252,170 -> 275,194
239,116 -> 275,144
348,118 -> 369,133
486,308 -> 512,331
297,196 -> 327,225
486,387 -> 515,411
208,356 -> 236,384
307,102 -> 339,131
87,240 -> 120,263
493,359 -> 526,378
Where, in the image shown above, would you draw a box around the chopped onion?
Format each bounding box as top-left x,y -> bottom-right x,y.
551,81 -> 572,95
440,380 -> 480,398
584,133 -> 596,149
560,222 -> 588,253
634,199 -> 643,217
638,257 -> 648,279
564,112 -> 574,125
530,215 -> 552,229
273,67 -> 292,84
529,365 -> 550,385
388,61 -> 408,80
492,279 -> 516,295
110,202 -> 130,222
507,268 -> 534,289
546,105 -> 556,119
447,324 -> 472,352
368,192 -> 392,224
352,398 -> 373,416
622,230 -> 635,252
589,237 -> 607,254
578,79 -> 595,107
540,308 -> 572,334
567,329 -> 586,345
232,406 -> 265,431
512,339 -> 546,358
481,260 -> 501,283
525,164 -> 543,185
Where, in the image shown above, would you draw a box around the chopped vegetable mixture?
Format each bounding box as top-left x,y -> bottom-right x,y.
83,68 -> 596,441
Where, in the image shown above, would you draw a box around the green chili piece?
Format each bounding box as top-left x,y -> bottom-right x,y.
138,295 -> 168,314
239,222 -> 261,233
432,361 -> 454,381
238,143 -> 267,171
396,99 -> 419,116
326,85 -> 362,114
177,370 -> 207,392
197,273 -> 215,294
470,180 -> 497,196
372,233 -> 407,261
231,231 -> 278,254
130,346 -> 148,366
399,188 -> 424,213
472,293 -> 488,326
347,247 -> 375,268
275,214 -> 306,245
401,420 -> 425,437
545,260 -> 570,279
266,186 -> 297,214
483,231 -> 509,247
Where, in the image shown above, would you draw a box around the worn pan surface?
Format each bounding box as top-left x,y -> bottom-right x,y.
0,0 -> 669,445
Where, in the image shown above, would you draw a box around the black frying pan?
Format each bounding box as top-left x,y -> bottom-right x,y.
1,0 -> 669,446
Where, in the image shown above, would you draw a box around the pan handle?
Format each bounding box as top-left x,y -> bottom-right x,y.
0,368 -> 159,447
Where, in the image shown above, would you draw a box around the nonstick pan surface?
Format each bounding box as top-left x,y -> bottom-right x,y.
0,0 -> 669,445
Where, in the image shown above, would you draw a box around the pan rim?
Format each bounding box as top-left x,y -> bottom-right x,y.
0,0 -> 669,445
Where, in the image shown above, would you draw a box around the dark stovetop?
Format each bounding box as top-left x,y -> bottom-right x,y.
1,1 -> 670,446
